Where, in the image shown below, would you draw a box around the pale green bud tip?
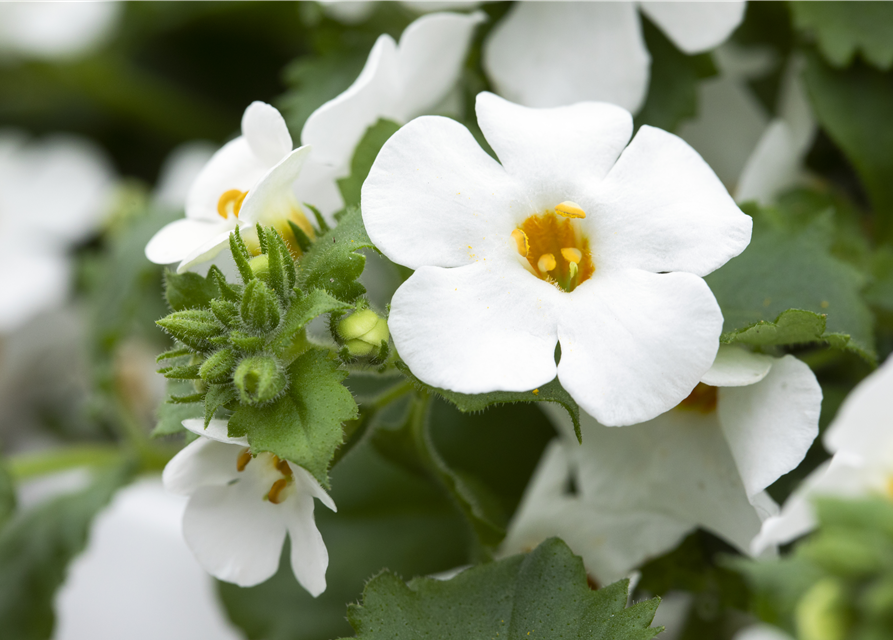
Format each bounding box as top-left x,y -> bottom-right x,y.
337,310 -> 389,357
796,578 -> 850,640
249,254 -> 270,279
233,355 -> 287,405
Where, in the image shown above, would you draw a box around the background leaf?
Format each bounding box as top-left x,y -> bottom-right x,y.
791,2 -> 893,70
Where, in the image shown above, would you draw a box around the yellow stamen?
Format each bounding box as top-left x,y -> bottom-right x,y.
561,247 -> 582,264
236,448 -> 252,472
217,189 -> 248,219
678,383 -> 718,413
275,457 -> 293,477
555,201 -> 586,219
511,228 -> 530,257
537,253 -> 557,273
268,479 -> 289,504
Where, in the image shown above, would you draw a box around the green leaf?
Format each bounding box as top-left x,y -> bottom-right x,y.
0,457 -> 14,529
803,52 -> 893,241
228,349 -> 358,487
164,269 -> 219,312
153,379 -> 202,437
336,119 -> 401,208
635,15 -> 717,132
269,288 -> 352,354
340,538 -> 662,640
705,210 -> 875,359
791,2 -> 893,70
398,363 -> 583,443
297,206 -> 375,303
0,463 -> 133,639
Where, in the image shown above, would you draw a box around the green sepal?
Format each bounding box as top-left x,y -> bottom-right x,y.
199,348 -> 236,384
209,265 -> 241,303
160,363 -> 202,380
169,392 -> 205,404
156,309 -> 223,352
263,227 -> 297,303
153,380 -> 202,437
233,355 -> 288,406
228,349 -> 358,488
397,363 -> 583,443
255,223 -> 268,254
240,279 -> 281,333
288,220 -> 313,254
155,346 -> 191,363
229,331 -> 266,352
210,299 -> 240,328
229,227 -> 254,283
270,288 -> 353,354
339,538 -> 662,640
204,383 -> 237,427
304,202 -> 330,234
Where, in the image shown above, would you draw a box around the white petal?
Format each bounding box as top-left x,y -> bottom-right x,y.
397,11 -> 486,120
475,92 -> 633,208
0,248 -> 69,333
557,269 -> 722,427
182,418 -> 250,447
182,483 -> 287,587
162,437 -> 241,496
483,2 -> 650,112
144,217 -> 232,265
318,0 -> 375,24
177,224 -> 249,274
735,121 -> 802,205
301,35 -> 400,167
241,101 -> 293,167
154,141 -> 217,211
292,157 -> 345,220
361,115 -> 523,269
185,137 -> 268,222
239,145 -> 311,226
639,2 -> 745,55
390,262 -> 560,394
824,356 -> 893,460
701,345 -> 773,387
718,355 -> 822,498
592,126 -> 752,277
290,463 -> 337,513
284,491 -> 329,597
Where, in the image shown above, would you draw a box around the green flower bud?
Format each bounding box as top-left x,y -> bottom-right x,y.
249,254 -> 270,281
199,348 -> 236,383
336,309 -> 389,358
796,578 -> 851,640
210,299 -> 240,328
241,279 -> 281,333
229,331 -> 265,352
233,355 -> 287,405
156,309 -> 222,352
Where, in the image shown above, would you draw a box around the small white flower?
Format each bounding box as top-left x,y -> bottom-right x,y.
145,101 -> 316,273
162,419 -> 336,593
501,347 -> 821,584
483,1 -> 746,113
0,130 -> 114,333
0,1 -> 121,60
753,355 -> 893,554
362,92 -> 752,426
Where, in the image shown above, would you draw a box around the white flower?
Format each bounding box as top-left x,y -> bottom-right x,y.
483,1 -> 746,113
300,10 -> 485,213
0,130 -> 114,333
501,346 -> 821,584
362,92 -> 752,426
162,419 -> 335,593
145,101 -> 316,273
733,625 -> 795,640
0,1 -> 121,60
753,355 -> 893,554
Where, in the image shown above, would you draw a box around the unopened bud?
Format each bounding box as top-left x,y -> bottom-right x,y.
199,348 -> 236,383
249,254 -> 270,281
241,279 -> 280,333
156,309 -> 223,351
336,309 -> 389,357
233,355 -> 286,405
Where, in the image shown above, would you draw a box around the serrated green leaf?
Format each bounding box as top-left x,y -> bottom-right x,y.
0,463 -> 134,639
340,538 -> 662,640
397,363 -> 583,443
228,349 -> 358,487
164,269 -> 219,312
297,206 -> 375,303
270,288 -> 352,354
791,2 -> 893,70
337,119 -> 400,208
205,383 -> 237,428
153,380 -> 202,437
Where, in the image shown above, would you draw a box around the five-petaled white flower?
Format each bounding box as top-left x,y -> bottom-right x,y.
162,419 -> 335,593
752,355 -> 893,554
362,92 -> 752,426
145,101 -> 317,273
501,346 -> 821,584
483,1 -> 745,113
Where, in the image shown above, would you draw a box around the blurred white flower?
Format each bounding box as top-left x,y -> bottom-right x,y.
163,419 -> 335,593
753,355 -> 893,554
483,1 -> 745,113
300,10 -> 485,214
145,102 -> 317,273
733,624 -> 795,640
0,131 -> 114,333
362,92 -> 751,426
0,1 -> 121,60
501,346 -> 821,584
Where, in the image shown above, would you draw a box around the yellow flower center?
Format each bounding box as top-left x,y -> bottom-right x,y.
217,189 -> 248,219
236,448 -> 295,505
677,383 -> 718,413
512,201 -> 594,292
218,187 -> 317,258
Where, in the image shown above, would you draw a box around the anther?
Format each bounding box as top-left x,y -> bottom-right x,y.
561,247 -> 582,264
236,448 -> 252,472
217,189 -> 248,219
538,253 -> 557,273
555,201 -> 586,219
268,479 -> 289,504
511,228 -> 529,257
275,457 -> 293,477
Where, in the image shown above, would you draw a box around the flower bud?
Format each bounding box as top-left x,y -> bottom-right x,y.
249,254 -> 270,281
241,279 -> 280,333
199,348 -> 236,383
156,309 -> 223,351
336,309 -> 389,357
233,355 -> 287,405
210,299 -> 240,328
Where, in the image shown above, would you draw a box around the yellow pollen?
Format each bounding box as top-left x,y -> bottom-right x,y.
678,383 -> 718,413
236,448 -> 252,472
511,228 -> 530,257
555,201 -> 586,219
217,189 -> 248,219
268,478 -> 289,504
561,247 -> 582,264
538,253 -> 557,273
275,457 -> 293,477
